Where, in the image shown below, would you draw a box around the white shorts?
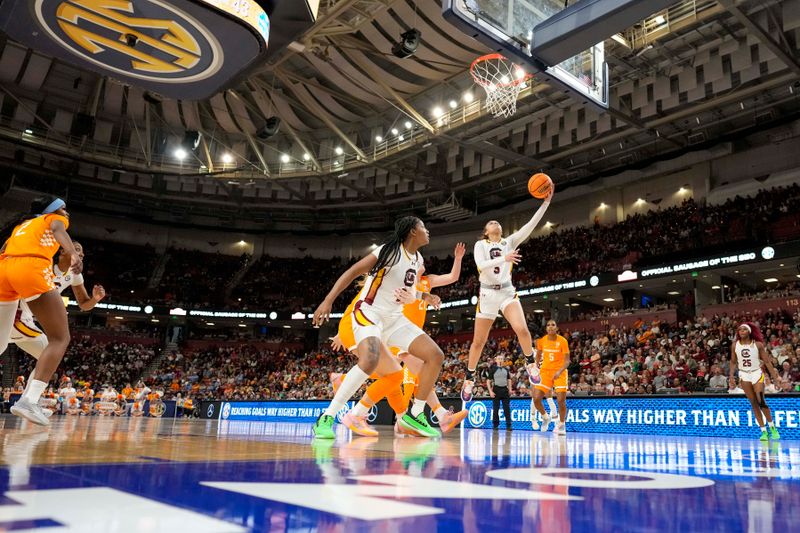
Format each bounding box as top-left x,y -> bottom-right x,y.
476,286 -> 519,320
739,369 -> 764,385
10,316 -> 47,359
351,305 -> 425,354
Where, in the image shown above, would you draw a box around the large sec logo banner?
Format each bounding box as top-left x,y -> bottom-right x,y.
0,0 -> 269,99
463,396 -> 800,439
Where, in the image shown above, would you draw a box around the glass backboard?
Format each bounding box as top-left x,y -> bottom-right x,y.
444,0 -> 608,108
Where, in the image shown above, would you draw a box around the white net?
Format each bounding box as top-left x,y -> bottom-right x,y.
470,54 -> 530,118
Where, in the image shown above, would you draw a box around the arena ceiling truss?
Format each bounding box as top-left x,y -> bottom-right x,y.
0,0 -> 799,231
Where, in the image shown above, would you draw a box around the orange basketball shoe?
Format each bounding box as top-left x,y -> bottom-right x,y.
438,409 -> 468,433
342,412 -> 379,437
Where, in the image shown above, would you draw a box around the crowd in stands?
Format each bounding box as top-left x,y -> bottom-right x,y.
78,237 -> 159,301
728,281 -> 800,303
158,250 -> 248,308
7,307 -> 796,404
67,184 -> 800,312
16,335 -> 157,390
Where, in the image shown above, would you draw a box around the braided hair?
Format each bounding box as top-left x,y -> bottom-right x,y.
369,216 -> 421,276
0,195 -> 61,243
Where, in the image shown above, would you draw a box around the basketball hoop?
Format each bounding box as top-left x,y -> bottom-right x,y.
470,53 -> 532,118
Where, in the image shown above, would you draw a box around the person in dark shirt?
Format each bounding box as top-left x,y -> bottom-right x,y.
487,354 -> 513,430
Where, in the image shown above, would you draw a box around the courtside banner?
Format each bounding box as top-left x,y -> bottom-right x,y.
464,396 -> 800,439
218,400 -> 356,424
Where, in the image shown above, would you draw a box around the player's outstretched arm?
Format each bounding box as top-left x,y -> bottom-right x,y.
428,242 -> 466,288
313,253 -> 378,326
51,219 -> 82,274
73,283 -> 106,311
507,191 -> 553,248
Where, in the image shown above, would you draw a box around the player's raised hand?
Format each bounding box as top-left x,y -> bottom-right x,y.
92,284 -> 106,302
313,300 -> 333,327
505,249 -> 522,264
425,293 -> 442,310
453,242 -> 466,259
329,335 -> 344,352
69,253 -> 83,275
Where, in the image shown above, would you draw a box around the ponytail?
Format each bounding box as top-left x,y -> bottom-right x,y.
370,216 -> 420,276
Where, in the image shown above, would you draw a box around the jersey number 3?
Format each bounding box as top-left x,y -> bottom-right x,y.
490,248 -> 502,275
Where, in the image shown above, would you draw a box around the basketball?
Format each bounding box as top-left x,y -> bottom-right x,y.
528,173 -> 553,199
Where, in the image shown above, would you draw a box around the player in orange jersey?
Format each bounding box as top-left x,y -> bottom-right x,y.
534,320 -> 570,435
1,196 -> 82,426
332,243 -> 468,436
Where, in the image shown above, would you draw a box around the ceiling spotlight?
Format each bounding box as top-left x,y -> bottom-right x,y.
399,135 -> 405,141
449,100 -> 458,109
375,135 -> 383,142
303,153 -> 311,161
405,121 -> 413,130
335,146 -> 344,155
654,14 -> 666,24
174,148 -> 187,160
432,107 -> 444,118
221,153 -> 233,164
391,128 -> 399,136
280,154 -> 290,163
392,28 -> 421,59
463,92 -> 474,103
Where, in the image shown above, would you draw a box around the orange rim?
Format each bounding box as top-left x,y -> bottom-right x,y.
470,53 -> 533,88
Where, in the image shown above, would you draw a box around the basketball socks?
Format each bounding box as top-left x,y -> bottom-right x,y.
466,368 -> 476,381
22,371 -> 35,395
23,379 -> 47,403
351,401 -> 370,417
768,421 -> 775,428
323,366 -> 370,417
433,404 -> 447,420
547,397 -> 557,413
410,398 -> 426,417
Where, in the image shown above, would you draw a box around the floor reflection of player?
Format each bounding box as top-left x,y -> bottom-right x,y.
523,435 -> 570,533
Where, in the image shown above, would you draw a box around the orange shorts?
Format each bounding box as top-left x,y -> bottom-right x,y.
535,367 -> 568,392
337,312 -> 357,352
0,256 -> 56,302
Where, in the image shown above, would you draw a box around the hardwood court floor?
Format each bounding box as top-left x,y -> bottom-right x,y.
1,415 -> 798,532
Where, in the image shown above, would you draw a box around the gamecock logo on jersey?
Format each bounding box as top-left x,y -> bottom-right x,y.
490,248 -> 502,259
404,269 -> 416,287
34,0 -> 222,83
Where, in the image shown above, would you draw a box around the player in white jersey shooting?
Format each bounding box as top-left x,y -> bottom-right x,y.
729,322 -> 782,441
462,191 -> 552,401
312,216 -> 445,439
